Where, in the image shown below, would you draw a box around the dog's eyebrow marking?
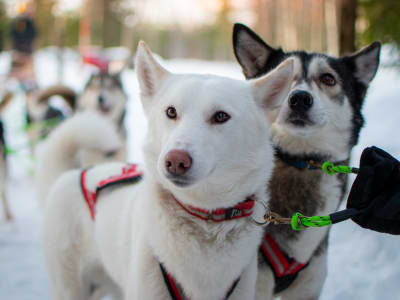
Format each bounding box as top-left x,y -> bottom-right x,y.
308,57 -> 344,104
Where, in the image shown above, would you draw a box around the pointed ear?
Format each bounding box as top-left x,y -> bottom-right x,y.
233,23 -> 282,79
135,41 -> 170,100
250,58 -> 294,110
344,41 -> 381,86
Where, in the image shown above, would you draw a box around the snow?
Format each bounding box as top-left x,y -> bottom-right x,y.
1,47 -> 400,299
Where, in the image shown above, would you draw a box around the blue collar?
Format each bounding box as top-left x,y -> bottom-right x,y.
286,160 -> 319,170
275,148 -> 324,170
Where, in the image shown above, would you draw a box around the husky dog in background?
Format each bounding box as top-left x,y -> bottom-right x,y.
35,110 -> 122,204
79,72 -> 127,136
42,41 -> 294,300
77,71 -> 128,160
26,71 -> 127,160
26,85 -> 77,142
233,23 -> 380,300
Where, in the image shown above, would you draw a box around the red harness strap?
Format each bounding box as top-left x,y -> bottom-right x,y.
260,233 -> 309,294
160,263 -> 239,300
80,164 -> 143,220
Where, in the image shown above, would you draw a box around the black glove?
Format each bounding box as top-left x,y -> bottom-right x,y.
344,146 -> 400,234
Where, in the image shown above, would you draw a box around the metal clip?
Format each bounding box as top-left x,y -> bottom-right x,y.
251,200 -> 271,226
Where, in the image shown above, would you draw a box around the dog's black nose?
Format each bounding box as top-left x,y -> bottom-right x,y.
165,150 -> 192,176
288,90 -> 313,112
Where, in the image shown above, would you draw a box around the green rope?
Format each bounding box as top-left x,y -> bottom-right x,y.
287,161 -> 359,231
4,117 -> 63,156
291,212 -> 332,231
23,116 -> 62,133
5,138 -> 35,154
5,147 -> 17,155
321,161 -> 359,175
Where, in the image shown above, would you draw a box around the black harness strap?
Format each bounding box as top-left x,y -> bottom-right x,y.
159,264 -> 240,300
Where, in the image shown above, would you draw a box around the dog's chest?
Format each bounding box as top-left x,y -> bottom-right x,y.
146,189 -> 261,299
265,160 -> 345,256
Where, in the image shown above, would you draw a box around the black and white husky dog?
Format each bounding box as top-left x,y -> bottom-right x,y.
233,23 -> 380,300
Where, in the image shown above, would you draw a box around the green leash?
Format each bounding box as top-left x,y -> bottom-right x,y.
261,161 -> 359,231
320,161 -> 359,175
291,213 -> 332,231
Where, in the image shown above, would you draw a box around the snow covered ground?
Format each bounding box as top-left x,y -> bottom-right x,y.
0,47 -> 400,300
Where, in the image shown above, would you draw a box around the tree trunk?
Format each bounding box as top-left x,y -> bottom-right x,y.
338,0 -> 358,56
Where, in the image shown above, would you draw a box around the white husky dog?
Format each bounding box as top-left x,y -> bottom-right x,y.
42,41 -> 294,300
35,110 -> 122,203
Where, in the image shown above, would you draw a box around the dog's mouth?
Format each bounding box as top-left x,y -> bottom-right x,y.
287,113 -> 314,127
166,175 -> 194,188
99,105 -> 111,113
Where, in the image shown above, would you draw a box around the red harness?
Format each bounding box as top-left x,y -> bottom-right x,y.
80,164 -> 143,220
80,165 -> 244,299
260,233 -> 308,294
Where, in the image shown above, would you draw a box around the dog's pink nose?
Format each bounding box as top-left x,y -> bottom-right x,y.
165,150 -> 192,176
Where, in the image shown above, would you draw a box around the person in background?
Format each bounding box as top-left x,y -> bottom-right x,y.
8,2 -> 37,91
10,2 -> 37,55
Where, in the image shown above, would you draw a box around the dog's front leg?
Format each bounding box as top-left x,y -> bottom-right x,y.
255,265 -> 274,300
124,241 -> 171,300
227,254 -> 258,300
278,251 -> 327,300
1,184 -> 12,221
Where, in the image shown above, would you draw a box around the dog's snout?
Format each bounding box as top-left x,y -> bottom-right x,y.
165,150 -> 192,176
288,90 -> 313,112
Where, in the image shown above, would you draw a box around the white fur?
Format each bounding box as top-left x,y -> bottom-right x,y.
42,41 -> 294,300
35,110 -> 122,205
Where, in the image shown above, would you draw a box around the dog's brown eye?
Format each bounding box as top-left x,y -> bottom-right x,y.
166,106 -> 177,119
320,73 -> 336,86
212,111 -> 230,124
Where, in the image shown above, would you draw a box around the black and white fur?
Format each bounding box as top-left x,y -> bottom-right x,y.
233,23 -> 380,300
26,85 -> 77,142
79,72 -> 127,137
27,71 -> 127,141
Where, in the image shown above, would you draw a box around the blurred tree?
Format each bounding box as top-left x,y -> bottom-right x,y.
34,0 -> 57,47
87,0 -> 134,48
252,0 -> 339,55
337,0 -> 357,55
214,0 -> 233,60
0,0 -> 8,51
360,0 -> 400,48
64,13 -> 80,47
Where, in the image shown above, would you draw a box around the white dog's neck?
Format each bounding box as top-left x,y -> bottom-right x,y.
148,179 -> 261,236
143,179 -> 263,299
